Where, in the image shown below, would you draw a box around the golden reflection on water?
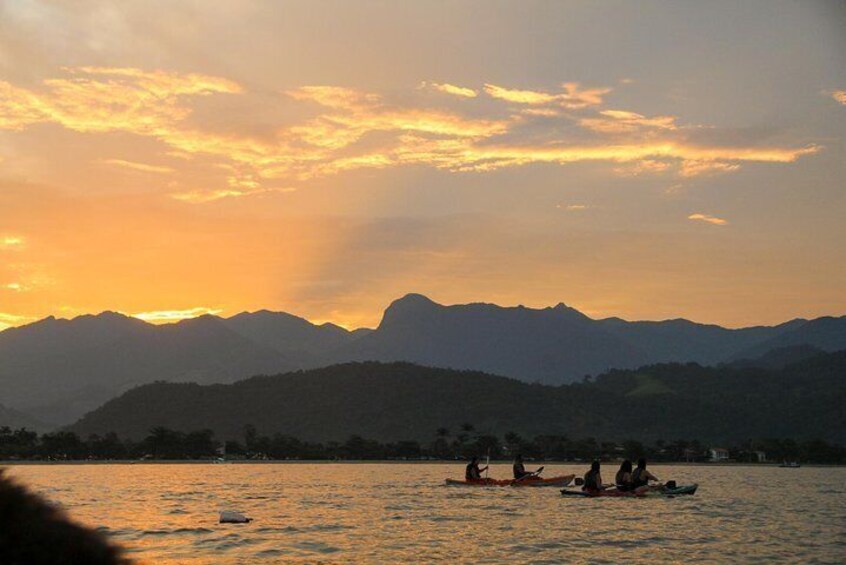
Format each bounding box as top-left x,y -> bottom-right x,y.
6,463 -> 845,563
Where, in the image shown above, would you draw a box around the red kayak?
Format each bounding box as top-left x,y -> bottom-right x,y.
445,474 -> 575,487
561,488 -> 645,497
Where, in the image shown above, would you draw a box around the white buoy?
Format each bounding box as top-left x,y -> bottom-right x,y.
219,510 -> 252,523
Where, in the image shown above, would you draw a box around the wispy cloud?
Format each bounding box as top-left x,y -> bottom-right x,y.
422,82 -> 478,98
132,306 -> 223,323
0,67 -> 240,133
484,82 -> 610,108
0,68 -> 822,201
680,160 -> 741,177
828,90 -> 846,106
169,186 -> 296,203
556,204 -> 591,211
0,312 -> 31,331
0,236 -> 25,249
688,213 -> 728,226
581,109 -> 677,134
614,159 -> 672,176
101,159 -> 175,174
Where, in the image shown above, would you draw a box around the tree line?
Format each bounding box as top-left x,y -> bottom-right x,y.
1,424 -> 844,463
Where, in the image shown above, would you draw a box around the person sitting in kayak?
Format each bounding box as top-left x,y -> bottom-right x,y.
512,454 -> 541,480
631,458 -> 660,490
582,460 -> 604,493
615,459 -> 634,491
465,456 -> 489,481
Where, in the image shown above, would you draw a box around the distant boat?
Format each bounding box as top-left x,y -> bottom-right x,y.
779,461 -> 801,468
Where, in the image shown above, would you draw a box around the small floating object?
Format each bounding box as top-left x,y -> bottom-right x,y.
219,510 -> 252,523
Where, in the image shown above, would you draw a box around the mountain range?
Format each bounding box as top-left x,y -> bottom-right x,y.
68,351 -> 846,444
1,293 -> 844,426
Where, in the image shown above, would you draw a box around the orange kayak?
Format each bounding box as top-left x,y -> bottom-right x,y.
445,475 -> 575,487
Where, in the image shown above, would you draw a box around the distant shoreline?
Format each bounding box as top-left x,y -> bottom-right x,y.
2,460 -> 843,468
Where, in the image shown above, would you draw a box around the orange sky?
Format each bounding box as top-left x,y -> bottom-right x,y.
1,1 -> 845,330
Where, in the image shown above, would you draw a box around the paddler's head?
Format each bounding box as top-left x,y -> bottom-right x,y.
591,460 -> 600,472
637,458 -> 647,469
515,454 -> 523,463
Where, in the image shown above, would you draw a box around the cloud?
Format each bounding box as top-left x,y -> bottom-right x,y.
0,68 -> 822,197
581,109 -> 678,134
557,204 -> 590,211
422,82 -> 478,98
0,67 -> 240,134
829,90 -> 846,106
688,213 -> 728,226
391,137 -> 818,175
287,85 -> 508,142
0,312 -> 31,331
169,186 -> 295,203
101,159 -> 175,174
0,236 -> 25,249
4,283 -> 24,292
679,160 -> 742,177
132,306 -> 223,323
613,159 -> 672,176
484,83 -> 558,105
484,82 -> 610,109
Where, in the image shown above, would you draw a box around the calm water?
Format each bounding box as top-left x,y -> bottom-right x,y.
7,463 -> 845,563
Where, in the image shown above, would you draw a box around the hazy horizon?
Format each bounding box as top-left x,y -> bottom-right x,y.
1,1 -> 845,331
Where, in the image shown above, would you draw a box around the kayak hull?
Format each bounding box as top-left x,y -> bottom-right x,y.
561,483 -> 698,497
445,478 -> 511,487
445,475 -> 575,487
561,489 -> 644,497
512,474 -> 575,487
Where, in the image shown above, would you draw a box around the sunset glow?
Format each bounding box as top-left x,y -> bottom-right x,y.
0,1 -> 844,330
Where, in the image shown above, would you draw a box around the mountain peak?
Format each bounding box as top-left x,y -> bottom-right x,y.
378,294 -> 440,328
550,302 -> 592,321
395,293 -> 437,306
174,313 -> 224,326
88,310 -> 133,321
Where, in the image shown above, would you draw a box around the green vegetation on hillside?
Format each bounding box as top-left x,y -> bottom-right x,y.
68,351 -> 846,445
2,426 -> 844,464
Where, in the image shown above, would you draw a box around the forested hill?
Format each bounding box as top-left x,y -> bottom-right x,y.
5,296 -> 846,426
68,351 -> 846,445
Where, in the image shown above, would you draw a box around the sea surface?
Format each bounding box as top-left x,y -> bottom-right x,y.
6,463 -> 845,563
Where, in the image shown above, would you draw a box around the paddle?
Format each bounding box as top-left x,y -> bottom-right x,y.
484,449 -> 490,483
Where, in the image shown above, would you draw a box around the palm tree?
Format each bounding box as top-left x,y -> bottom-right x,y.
433,428 -> 450,459
147,426 -> 172,459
